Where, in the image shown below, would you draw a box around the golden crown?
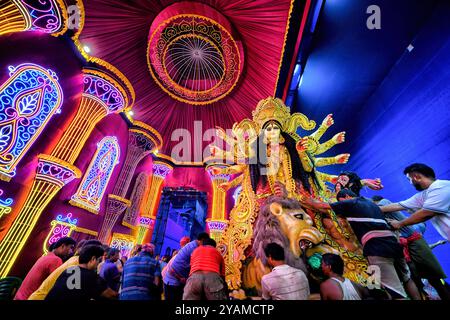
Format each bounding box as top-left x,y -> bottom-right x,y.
252,97 -> 292,130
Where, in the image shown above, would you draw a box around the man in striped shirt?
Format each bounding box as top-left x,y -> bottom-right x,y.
261,243 -> 310,300
119,243 -> 161,300
183,238 -> 228,300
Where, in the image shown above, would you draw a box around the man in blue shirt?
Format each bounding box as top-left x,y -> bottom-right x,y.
162,232 -> 210,301
99,248 -> 121,292
120,243 -> 161,300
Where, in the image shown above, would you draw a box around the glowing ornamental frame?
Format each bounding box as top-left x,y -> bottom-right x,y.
70,137 -> 120,214
43,213 -> 78,254
0,0 -> 68,36
0,63 -> 63,181
0,68 -> 130,278
110,233 -> 136,257
0,189 -> 13,219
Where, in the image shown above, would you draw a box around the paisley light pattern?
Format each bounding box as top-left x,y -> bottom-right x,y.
43,213 -> 78,254
70,136 -> 120,214
0,63 -> 63,180
0,189 -> 13,219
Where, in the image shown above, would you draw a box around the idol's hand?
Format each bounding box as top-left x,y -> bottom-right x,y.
333,132 -> 346,144
335,153 -> 350,164
323,114 -> 334,127
209,145 -> 221,157
273,182 -> 287,197
362,178 -> 383,190
215,126 -> 227,140
296,137 -> 310,152
218,182 -> 230,192
210,167 -> 223,175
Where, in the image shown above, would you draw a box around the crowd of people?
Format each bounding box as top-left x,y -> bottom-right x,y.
10,163 -> 449,301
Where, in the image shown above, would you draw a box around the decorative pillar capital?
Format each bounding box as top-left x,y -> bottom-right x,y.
152,161 -> 173,179
138,216 -> 154,228
129,120 -> 163,155
43,212 -> 78,254
206,163 -> 231,182
106,194 -> 131,214
82,69 -> 131,115
0,0 -> 68,36
36,154 -> 81,187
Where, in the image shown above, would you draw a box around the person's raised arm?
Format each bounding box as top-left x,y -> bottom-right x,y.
380,203 -> 404,213
299,195 -> 332,214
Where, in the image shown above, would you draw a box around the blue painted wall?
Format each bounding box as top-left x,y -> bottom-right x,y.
335,2 -> 450,276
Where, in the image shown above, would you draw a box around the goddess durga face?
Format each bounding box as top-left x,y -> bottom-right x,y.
263,121 -> 282,144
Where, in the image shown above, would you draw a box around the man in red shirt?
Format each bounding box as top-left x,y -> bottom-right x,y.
14,237 -> 76,300
183,238 -> 228,300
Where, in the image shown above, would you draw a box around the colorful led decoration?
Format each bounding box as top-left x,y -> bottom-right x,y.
0,0 -> 68,36
136,217 -> 154,245
98,122 -> 162,243
70,136 -> 120,214
147,10 -> 244,105
206,164 -> 231,241
110,233 -> 136,258
0,63 -> 63,181
0,189 -> 13,219
0,67 -> 132,278
82,73 -> 127,113
140,161 -> 173,218
136,161 -> 173,243
43,213 -> 78,254
122,172 -> 148,228
36,154 -> 81,187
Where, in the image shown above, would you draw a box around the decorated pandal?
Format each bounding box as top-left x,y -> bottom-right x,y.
1,0 -> 448,302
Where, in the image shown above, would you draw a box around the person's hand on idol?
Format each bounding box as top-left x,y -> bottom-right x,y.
387,219 -> 401,230
215,126 -> 227,141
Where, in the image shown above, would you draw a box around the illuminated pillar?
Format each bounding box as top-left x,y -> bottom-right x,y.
98,122 -> 162,243
206,164 -> 230,241
0,0 -> 68,36
136,161 -> 173,243
122,172 -> 149,229
0,68 -> 131,277
136,216 -> 154,245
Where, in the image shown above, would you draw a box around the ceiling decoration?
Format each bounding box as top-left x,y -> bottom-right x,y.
147,3 -> 244,105
78,0 -> 298,155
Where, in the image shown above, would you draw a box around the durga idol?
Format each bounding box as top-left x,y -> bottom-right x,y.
210,97 -> 370,293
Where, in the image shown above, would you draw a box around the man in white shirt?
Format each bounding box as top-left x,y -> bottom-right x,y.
380,163 -> 450,241
261,243 -> 310,300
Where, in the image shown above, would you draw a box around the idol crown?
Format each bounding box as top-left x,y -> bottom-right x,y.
252,97 -> 291,130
